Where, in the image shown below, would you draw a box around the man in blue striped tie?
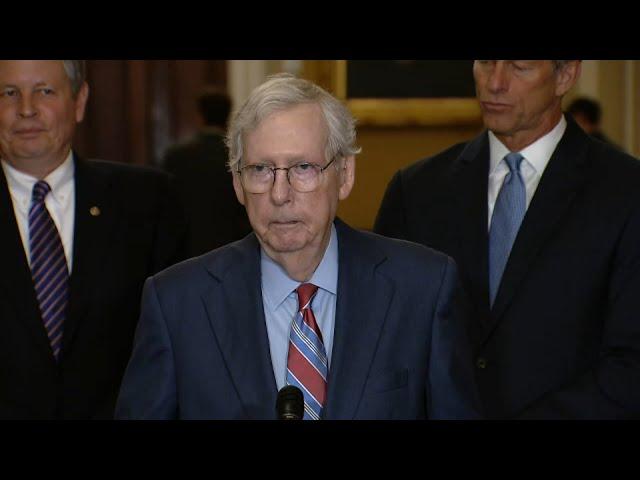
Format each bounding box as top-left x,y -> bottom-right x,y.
116,74 -> 481,420
375,61 -> 640,419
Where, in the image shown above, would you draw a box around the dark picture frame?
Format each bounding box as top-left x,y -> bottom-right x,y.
332,60 -> 482,127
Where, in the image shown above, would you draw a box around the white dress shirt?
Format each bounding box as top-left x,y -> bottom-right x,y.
487,116 -> 567,229
1,151 -> 75,272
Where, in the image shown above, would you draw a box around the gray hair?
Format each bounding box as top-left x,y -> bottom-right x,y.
553,60 -> 571,71
62,60 -> 86,96
226,73 -> 361,171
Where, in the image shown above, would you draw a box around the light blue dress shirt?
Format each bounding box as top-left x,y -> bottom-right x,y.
261,224 -> 338,390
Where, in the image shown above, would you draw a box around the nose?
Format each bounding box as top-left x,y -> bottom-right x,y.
18,93 -> 37,119
270,169 -> 292,205
486,61 -> 509,94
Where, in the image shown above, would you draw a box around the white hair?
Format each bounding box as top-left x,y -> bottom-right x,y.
226,73 -> 361,171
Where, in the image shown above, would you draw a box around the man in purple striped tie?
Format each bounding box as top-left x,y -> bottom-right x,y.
0,60 -> 188,419
116,74 -> 481,420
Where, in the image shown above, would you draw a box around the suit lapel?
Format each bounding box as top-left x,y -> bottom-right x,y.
449,134 -> 492,328
323,219 -> 395,419
201,235 -> 278,419
62,155 -> 118,356
0,166 -> 55,360
483,120 -> 592,343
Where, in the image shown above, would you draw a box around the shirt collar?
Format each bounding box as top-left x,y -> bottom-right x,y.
488,115 -> 567,175
1,150 -> 75,205
261,223 -> 338,310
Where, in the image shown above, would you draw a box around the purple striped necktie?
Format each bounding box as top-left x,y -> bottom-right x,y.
28,180 -> 69,361
286,283 -> 328,420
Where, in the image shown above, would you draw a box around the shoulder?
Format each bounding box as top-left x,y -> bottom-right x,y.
574,139 -> 640,210
150,235 -> 256,295
83,158 -> 171,182
588,140 -> 640,181
340,224 -> 454,282
163,137 -> 199,161
399,140 -> 470,182
368,229 -> 451,269
81,159 -> 176,194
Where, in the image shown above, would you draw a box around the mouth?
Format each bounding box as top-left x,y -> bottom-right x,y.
270,220 -> 301,229
480,101 -> 511,113
14,128 -> 46,137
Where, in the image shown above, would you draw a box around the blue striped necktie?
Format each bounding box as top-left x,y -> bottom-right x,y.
28,180 -> 69,361
286,283 -> 328,420
489,152 -> 526,307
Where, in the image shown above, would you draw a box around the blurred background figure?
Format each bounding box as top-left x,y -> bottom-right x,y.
162,86 -> 251,256
567,96 -> 617,146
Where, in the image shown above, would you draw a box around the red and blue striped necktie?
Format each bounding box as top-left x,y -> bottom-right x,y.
286,283 -> 328,420
28,180 -> 69,361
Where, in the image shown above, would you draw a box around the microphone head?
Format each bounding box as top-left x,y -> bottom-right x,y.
276,385 -> 304,420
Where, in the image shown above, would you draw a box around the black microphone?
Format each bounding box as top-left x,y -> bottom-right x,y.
276,385 -> 304,420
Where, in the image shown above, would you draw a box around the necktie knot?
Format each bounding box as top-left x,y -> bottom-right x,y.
32,180 -> 52,203
296,283 -> 318,311
504,152 -> 524,173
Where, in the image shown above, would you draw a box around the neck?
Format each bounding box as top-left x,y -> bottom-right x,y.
264,227 -> 332,283
274,250 -> 323,283
4,151 -> 70,180
496,110 -> 563,152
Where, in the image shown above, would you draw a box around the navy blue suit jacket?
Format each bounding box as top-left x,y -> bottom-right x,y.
375,117 -> 640,418
115,219 -> 481,419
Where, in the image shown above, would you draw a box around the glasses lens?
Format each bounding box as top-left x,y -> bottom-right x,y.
289,163 -> 321,192
242,165 -> 272,193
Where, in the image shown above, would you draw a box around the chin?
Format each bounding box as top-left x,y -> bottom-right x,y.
13,143 -> 50,159
260,222 -> 306,247
483,119 -> 515,135
266,236 -> 308,254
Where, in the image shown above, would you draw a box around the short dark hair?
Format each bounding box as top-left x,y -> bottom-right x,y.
567,97 -> 602,124
198,86 -> 231,127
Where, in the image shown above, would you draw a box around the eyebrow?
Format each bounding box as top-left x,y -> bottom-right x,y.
248,155 -> 312,166
0,81 -> 52,89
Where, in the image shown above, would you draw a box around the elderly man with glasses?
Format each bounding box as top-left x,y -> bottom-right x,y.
116,74 -> 481,420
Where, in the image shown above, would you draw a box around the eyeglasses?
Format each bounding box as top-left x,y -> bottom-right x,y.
237,157 -> 337,194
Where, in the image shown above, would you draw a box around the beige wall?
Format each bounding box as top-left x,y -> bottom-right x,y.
337,125 -> 482,229
596,60 -> 626,147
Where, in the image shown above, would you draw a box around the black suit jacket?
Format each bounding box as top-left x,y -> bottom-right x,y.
374,117 -> 640,419
163,131 -> 251,256
0,155 -> 188,419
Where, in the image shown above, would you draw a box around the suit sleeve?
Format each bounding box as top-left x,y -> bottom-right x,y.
518,201 -> 640,419
428,257 -> 483,419
151,174 -> 189,273
373,170 -> 410,239
115,277 -> 178,419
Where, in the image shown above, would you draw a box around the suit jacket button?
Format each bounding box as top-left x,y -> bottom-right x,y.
476,357 -> 487,369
